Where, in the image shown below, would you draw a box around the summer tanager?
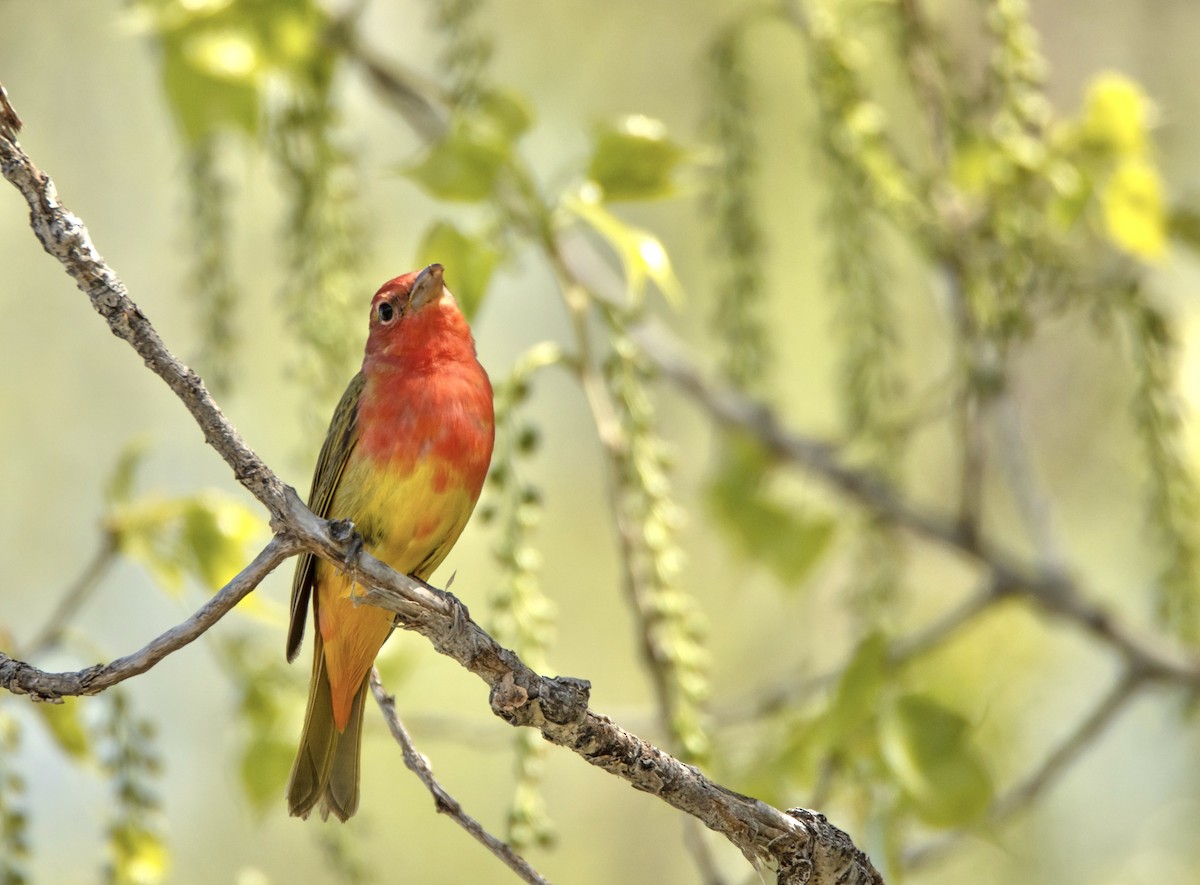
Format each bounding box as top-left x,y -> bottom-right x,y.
285,263 -> 495,821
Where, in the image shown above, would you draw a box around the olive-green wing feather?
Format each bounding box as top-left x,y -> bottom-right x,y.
286,371 -> 366,663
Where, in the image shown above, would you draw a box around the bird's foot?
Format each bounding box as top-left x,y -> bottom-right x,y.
329,518 -> 368,602
444,587 -> 471,631
327,518 -> 364,568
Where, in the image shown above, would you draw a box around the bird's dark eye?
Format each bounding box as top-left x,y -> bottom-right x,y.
378,301 -> 396,323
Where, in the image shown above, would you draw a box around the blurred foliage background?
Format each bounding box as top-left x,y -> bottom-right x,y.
4,0 -> 1200,882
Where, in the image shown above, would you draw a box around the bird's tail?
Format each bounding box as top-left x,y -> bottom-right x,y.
286,630 -> 367,822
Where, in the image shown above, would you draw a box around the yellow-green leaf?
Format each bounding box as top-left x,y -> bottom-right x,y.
477,88 -> 534,141
110,825 -> 169,885
880,694 -> 992,827
404,119 -> 511,202
182,28 -> 260,81
828,632 -> 888,739
181,493 -> 261,590
113,497 -> 188,594
588,115 -> 688,201
566,187 -> 684,307
113,490 -> 261,595
707,435 -> 836,586
105,439 -> 151,506
161,27 -> 261,143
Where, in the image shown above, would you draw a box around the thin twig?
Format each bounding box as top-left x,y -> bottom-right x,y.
895,0 -> 953,168
994,390 -> 1069,577
993,670 -> 1142,820
368,669 -> 551,885
545,252 -> 683,735
24,533 -> 119,658
0,536 -> 298,701
327,21 -> 449,143
683,819 -> 729,885
956,385 -> 988,544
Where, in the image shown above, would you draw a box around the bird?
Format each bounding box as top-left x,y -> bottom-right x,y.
285,263 -> 495,821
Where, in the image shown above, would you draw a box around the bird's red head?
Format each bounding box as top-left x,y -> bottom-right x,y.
364,263 -> 472,366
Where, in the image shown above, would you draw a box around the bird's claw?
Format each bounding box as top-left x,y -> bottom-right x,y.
327,518 -> 364,570
444,588 -> 471,631
391,580 -> 470,631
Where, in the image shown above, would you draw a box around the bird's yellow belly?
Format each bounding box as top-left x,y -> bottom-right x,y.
316,451 -> 479,729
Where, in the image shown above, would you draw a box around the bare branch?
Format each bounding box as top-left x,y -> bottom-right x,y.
992,669 -> 1142,821
994,390 -> 1069,577
354,578 -> 883,883
328,21 -> 449,143
0,536 -> 298,701
369,670 -> 551,885
632,320 -> 1200,689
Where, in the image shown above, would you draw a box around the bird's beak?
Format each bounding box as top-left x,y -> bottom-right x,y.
409,263 -> 445,311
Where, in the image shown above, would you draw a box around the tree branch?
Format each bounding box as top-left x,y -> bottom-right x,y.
0,88 -> 881,884
368,669 -> 551,885
0,536 -> 297,701
356,578 -> 883,882
632,320 -> 1200,690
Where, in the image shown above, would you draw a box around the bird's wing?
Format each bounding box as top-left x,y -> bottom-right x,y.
286,371 -> 366,663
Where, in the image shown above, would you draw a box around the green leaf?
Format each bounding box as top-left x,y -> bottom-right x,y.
160,26 -> 261,143
112,498 -> 188,594
588,115 -> 687,201
404,119 -> 512,202
240,736 -> 295,813
181,493 -> 261,590
828,632 -> 888,740
105,439 -> 150,506
113,490 -> 261,595
415,220 -> 501,321
880,694 -> 993,827
707,436 -> 836,586
565,189 -> 684,307
35,697 -> 91,761
477,88 -> 534,141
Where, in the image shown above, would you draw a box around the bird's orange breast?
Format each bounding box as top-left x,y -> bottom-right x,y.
318,349 -> 494,731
